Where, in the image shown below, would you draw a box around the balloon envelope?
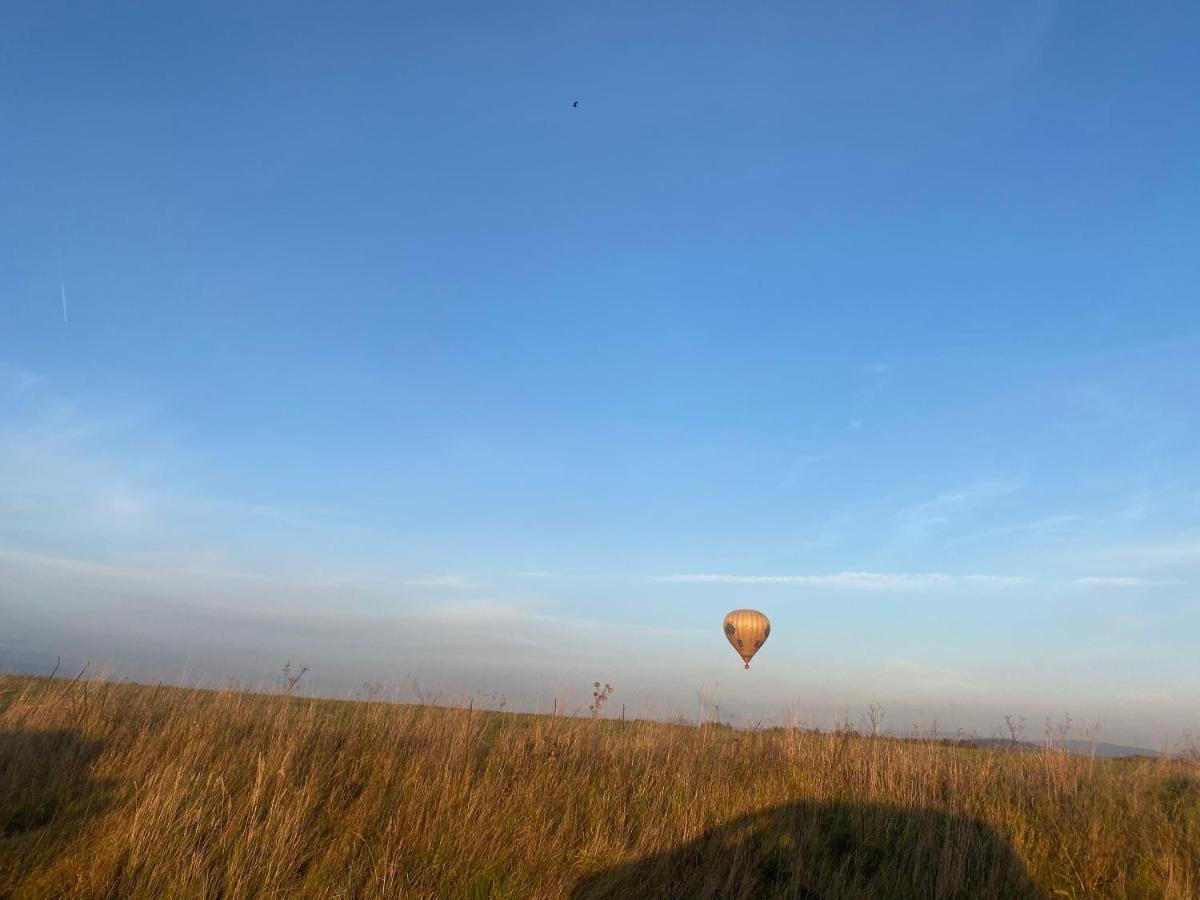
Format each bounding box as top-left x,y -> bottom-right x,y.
723,609 -> 770,669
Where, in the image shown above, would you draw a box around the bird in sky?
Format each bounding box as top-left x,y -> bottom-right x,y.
572,100 -> 579,107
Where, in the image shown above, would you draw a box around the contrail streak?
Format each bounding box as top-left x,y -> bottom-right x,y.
58,252 -> 68,323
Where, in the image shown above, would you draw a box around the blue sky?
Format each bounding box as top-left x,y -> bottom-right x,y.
2,1 -> 1199,745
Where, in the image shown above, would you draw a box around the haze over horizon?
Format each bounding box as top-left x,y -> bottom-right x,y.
3,2 -> 1198,748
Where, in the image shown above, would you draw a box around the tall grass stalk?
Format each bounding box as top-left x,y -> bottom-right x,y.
0,674 -> 1196,898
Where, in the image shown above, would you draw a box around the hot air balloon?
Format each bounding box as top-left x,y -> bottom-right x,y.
723,609 -> 770,669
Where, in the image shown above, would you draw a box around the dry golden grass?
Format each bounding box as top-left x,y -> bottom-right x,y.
1,673 -> 1197,899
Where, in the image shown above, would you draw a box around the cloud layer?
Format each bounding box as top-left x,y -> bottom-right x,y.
657,572 -> 1029,590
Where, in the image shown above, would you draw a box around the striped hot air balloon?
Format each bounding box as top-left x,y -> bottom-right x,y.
723,609 -> 770,669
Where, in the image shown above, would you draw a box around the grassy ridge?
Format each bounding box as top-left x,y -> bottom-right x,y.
0,673 -> 1197,898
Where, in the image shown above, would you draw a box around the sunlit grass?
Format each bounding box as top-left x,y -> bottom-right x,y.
0,673 -> 1196,898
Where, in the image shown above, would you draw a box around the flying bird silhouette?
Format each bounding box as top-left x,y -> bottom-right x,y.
572,100 -> 579,107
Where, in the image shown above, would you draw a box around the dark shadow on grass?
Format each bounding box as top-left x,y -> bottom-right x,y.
0,729 -> 107,889
572,800 -> 1043,900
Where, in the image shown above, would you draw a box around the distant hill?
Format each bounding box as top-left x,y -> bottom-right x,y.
966,738 -> 1161,758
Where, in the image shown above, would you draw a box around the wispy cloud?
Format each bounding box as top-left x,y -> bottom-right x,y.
1113,691 -> 1175,705
0,547 -> 512,628
659,571 -> 1187,590
1073,576 -> 1184,588
0,546 -> 383,596
404,575 -> 473,589
0,546 -> 160,583
895,479 -> 1024,543
960,574 -> 1032,587
879,658 -> 973,693
855,362 -> 892,405
1120,541 -> 1200,566
188,497 -> 339,532
430,600 -> 549,624
0,375 -> 359,559
8,370 -> 47,395
953,513 -> 1082,545
657,572 -> 1028,591
780,454 -> 822,489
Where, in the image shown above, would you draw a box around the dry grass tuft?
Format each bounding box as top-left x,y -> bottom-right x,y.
0,673 -> 1196,898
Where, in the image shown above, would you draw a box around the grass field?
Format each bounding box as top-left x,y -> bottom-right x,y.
1,673 -> 1197,898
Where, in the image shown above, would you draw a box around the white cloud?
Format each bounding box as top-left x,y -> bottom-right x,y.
657,572 -> 1027,591
960,574 -> 1032,586
661,571 -> 1186,591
